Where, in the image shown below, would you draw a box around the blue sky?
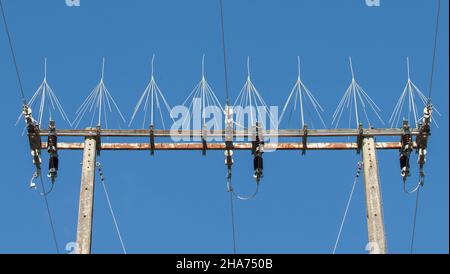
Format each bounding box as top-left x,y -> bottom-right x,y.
0,0 -> 448,254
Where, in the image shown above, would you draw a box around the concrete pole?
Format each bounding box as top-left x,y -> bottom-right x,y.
76,136 -> 97,254
361,137 -> 387,254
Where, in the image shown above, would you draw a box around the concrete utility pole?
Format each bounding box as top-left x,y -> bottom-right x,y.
76,135 -> 97,254
361,137 -> 387,254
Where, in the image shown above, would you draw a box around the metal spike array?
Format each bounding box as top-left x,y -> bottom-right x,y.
16,57 -> 439,131
233,57 -> 276,130
332,57 -> 385,129
181,54 -> 224,129
279,57 -> 326,129
72,58 -> 126,129
15,58 -> 71,132
129,54 -> 173,129
389,57 -> 441,129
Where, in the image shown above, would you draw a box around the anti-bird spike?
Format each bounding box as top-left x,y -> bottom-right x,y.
332,57 -> 384,128
389,57 -> 441,129
279,57 -> 326,128
181,54 -> 224,129
72,58 -> 126,129
129,54 -> 173,129
15,58 -> 72,131
233,57 -> 276,130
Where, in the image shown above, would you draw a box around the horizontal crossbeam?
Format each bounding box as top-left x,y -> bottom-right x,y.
38,128 -> 422,138
42,142 -> 414,151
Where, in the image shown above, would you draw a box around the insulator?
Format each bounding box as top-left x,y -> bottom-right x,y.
253,155 -> 263,180
401,134 -> 411,146
47,134 -> 58,153
48,155 -> 59,182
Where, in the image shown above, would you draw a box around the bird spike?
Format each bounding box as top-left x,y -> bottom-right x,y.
15,58 -> 72,133
128,55 -> 174,129
279,57 -> 326,129
181,55 -> 224,129
233,57 -> 277,130
332,57 -> 384,128
389,57 -> 441,129
73,58 -> 126,129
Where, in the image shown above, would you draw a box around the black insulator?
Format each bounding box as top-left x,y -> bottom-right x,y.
400,154 -> 409,170
49,155 -> 59,171
253,156 -> 263,175
48,155 -> 59,182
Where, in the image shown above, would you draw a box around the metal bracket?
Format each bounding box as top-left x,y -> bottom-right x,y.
400,120 -> 412,181
356,123 -> 364,154
253,122 -> 264,182
149,124 -> 155,156
95,125 -> 102,156
47,120 -> 59,183
302,124 -> 308,155
24,105 -> 42,172
201,126 -> 208,156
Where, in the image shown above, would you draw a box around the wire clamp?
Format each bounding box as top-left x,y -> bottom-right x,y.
302,124 -> 308,155
356,123 -> 363,154
95,125 -> 102,156
201,126 -> 208,156
47,120 -> 59,183
400,120 -> 412,182
149,124 -> 155,156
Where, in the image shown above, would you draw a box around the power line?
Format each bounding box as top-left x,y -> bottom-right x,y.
410,188 -> 420,253
219,0 -> 231,106
410,0 -> 441,254
1,0 -> 59,254
427,0 -> 441,101
229,192 -> 237,254
219,0 -> 237,254
0,0 -> 27,105
38,174 -> 60,254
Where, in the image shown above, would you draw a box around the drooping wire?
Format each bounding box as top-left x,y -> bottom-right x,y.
332,161 -> 363,254
228,178 -> 260,201
410,0 -> 441,254
0,0 -> 27,105
95,162 -> 127,254
38,173 -> 60,254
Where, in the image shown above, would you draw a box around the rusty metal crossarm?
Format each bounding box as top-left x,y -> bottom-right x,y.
38,128 -> 422,138
42,141 -> 416,151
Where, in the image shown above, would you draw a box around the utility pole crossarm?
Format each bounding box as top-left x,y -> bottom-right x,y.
42,141 -> 416,151
38,128 -> 422,138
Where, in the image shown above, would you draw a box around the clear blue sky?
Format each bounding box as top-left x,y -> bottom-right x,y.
0,0 -> 448,254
